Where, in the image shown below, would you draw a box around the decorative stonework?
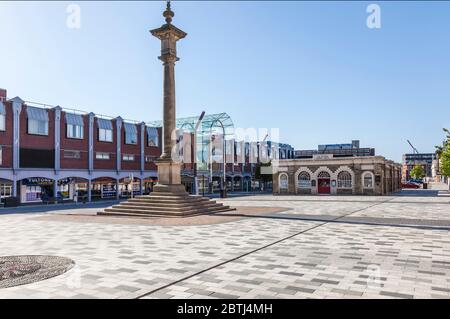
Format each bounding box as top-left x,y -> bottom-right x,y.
0,256 -> 75,289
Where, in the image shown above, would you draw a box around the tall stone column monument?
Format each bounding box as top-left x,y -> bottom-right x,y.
150,1 -> 187,196
99,1 -> 233,217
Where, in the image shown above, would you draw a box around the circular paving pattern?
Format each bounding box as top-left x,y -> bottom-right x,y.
0,256 -> 75,289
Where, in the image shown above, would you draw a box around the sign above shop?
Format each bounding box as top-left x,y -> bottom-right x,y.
22,178 -> 53,186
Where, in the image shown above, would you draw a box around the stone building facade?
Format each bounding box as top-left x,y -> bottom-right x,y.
273,155 -> 402,196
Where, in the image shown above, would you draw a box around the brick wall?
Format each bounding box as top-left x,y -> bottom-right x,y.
93,119 -> 117,170
144,127 -> 162,171
20,106 -> 55,150
0,101 -> 13,168
60,112 -> 89,169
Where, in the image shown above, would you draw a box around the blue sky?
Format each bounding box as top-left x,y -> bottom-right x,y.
1,1 -> 449,162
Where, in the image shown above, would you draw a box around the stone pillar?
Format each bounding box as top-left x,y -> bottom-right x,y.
116,117 -> 123,173
88,113 -> 95,173
54,106 -> 62,172
11,97 -> 23,172
87,179 -> 92,202
116,178 -> 120,200
140,122 -> 145,174
53,179 -> 58,198
12,175 -> 17,197
150,3 -> 187,195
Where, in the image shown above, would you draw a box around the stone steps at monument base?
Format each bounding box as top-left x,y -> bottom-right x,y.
127,197 -> 213,206
99,205 -> 234,218
111,201 -> 223,212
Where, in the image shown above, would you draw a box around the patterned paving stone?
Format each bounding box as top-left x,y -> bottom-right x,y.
0,191 -> 449,299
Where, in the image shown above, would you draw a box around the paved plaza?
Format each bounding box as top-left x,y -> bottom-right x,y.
0,185 -> 450,299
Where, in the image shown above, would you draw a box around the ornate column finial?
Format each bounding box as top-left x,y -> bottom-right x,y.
163,0 -> 174,24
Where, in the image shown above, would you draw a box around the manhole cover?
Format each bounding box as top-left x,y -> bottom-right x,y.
0,256 -> 75,289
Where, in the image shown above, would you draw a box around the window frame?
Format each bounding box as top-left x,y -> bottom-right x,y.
66,123 -> 83,139
337,171 -> 352,189
98,128 -> 113,142
297,171 -> 311,188
122,154 -> 135,162
0,114 -> 5,131
362,172 -> 374,189
95,152 -> 110,160
125,131 -> 138,145
27,118 -> 49,136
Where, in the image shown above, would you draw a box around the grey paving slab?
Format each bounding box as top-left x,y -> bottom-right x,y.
1,189 -> 450,299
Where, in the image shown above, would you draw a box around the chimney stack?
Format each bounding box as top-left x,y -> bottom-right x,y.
0,88 -> 6,101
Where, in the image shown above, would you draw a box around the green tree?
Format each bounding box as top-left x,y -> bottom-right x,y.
410,165 -> 425,180
440,140 -> 450,177
435,128 -> 450,189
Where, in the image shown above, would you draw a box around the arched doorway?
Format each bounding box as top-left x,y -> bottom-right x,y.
0,178 -> 13,204
91,177 -> 117,201
317,171 -> 331,194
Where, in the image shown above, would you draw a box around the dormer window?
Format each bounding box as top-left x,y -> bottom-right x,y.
65,113 -> 84,139
27,106 -> 48,136
124,123 -> 137,145
97,118 -> 113,142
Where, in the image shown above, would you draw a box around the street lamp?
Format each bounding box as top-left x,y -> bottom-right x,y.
193,111 -> 205,196
209,119 -> 227,198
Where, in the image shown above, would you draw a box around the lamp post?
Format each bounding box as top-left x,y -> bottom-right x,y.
193,111 -> 205,196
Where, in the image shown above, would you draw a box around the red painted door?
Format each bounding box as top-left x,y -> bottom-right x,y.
318,178 -> 331,194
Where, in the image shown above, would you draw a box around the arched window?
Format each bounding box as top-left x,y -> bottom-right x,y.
279,174 -> 288,190
363,172 -> 374,188
298,172 -> 311,188
317,171 -> 330,179
337,171 -> 352,188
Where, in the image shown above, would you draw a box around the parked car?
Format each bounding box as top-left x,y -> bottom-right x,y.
402,182 -> 420,189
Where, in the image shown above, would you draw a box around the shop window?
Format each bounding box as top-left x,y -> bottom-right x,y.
123,154 -> 135,161
298,171 -> 311,188
363,172 -> 374,188
337,171 -> 352,188
96,152 -> 110,160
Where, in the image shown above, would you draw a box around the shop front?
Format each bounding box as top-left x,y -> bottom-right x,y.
119,177 -> 141,198
91,177 -> 117,200
142,177 -> 158,195
19,177 -> 54,203
0,179 -> 12,204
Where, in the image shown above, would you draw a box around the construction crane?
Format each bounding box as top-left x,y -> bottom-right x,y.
407,140 -> 419,154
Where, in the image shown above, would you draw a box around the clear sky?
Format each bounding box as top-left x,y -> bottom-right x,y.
1,1 -> 449,162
